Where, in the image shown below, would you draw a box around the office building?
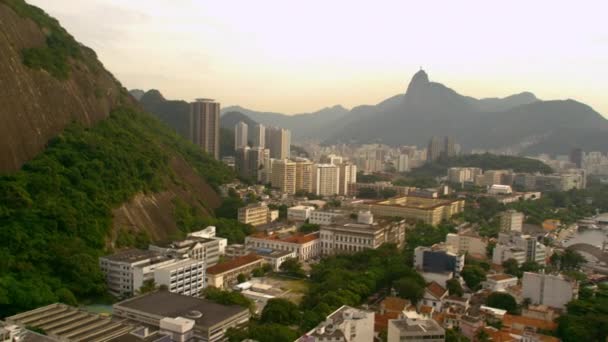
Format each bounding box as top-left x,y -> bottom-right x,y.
522,272 -> 579,309
251,124 -> 265,148
188,226 -> 228,255
245,232 -> 321,261
314,163 -> 340,196
356,196 -> 465,225
338,163 -> 357,196
500,210 -> 524,232
295,159 -> 315,193
299,306 -> 375,342
287,205 -> 315,221
234,121 -> 248,149
113,291 -> 250,342
190,98 -> 220,159
266,126 -> 291,159
153,258 -> 206,297
387,317 -> 445,342
238,203 -> 270,227
271,159 -> 296,194
205,254 -> 264,289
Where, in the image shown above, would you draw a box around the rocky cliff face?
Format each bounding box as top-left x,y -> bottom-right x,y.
0,2 -> 124,172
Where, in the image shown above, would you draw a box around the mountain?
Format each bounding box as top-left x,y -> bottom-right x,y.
129,89 -> 145,100
0,0 -> 234,315
221,111 -> 259,129
221,104 -> 350,140
324,70 -> 608,154
138,89 -> 191,139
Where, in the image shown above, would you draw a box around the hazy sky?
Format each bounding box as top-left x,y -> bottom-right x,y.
30,0 -> 608,116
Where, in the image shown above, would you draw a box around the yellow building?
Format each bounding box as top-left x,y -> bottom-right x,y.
356,196 -> 465,225
237,203 -> 269,227
271,159 -> 296,194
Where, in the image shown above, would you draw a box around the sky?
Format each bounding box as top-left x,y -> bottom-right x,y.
30,0 -> 608,116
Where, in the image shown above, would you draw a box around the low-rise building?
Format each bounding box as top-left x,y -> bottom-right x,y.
309,209 -> 348,225
238,203 -> 269,227
445,231 -> 488,257
348,182 -> 411,197
522,272 -> 578,309
356,196 -> 465,225
319,212 -> 406,255
414,244 -> 465,276
249,247 -> 296,271
245,232 -> 321,261
447,167 -> 482,184
152,258 -> 206,297
287,205 -> 315,221
225,244 -> 248,259
188,226 -> 228,254
99,249 -> 165,297
482,274 -> 519,292
205,254 -> 264,289
149,236 -> 221,267
421,282 -> 448,312
488,184 -> 513,195
298,305 -> 375,342
387,317 -> 445,342
493,232 -> 547,266
113,291 -> 250,342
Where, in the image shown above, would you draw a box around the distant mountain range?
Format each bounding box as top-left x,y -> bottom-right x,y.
220,71 -> 608,155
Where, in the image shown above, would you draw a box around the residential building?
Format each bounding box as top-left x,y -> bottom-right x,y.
387,317 -> 445,342
319,212 -> 406,255
427,136 -> 443,162
295,159 -> 315,193
190,98 -> 219,159
488,184 -> 513,195
150,236 -> 222,267
414,244 -> 465,276
314,164 -> 340,196
493,233 -> 547,265
320,154 -> 344,165
357,196 -> 465,226
245,232 -> 321,261
397,154 -> 409,172
338,163 -> 357,196
309,209 -> 348,225
271,159 -> 296,194
99,249 -> 164,297
248,147 -> 270,182
287,205 -> 315,221
492,244 -> 527,266
447,167 -> 482,184
205,254 -> 264,289
153,258 -> 206,297
445,231 -> 488,257
234,121 -> 248,149
113,291 -> 250,342
250,247 -> 296,271
501,314 -> 557,333
299,305 -> 374,342
375,297 -> 411,334
522,272 -> 579,309
235,146 -> 250,179
421,282 -> 448,312
500,210 -> 524,233
474,170 -> 513,187
444,136 -> 456,158
238,203 -> 269,227
188,226 -> 227,255
266,126 -> 290,159
482,274 -> 519,292
251,124 -> 265,148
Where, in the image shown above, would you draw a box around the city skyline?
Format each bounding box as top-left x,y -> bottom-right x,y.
29,0 -> 608,116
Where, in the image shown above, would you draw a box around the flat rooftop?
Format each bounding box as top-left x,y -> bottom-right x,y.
372,196 -> 461,210
390,318 -> 444,333
101,249 -> 160,263
114,291 -> 248,329
206,254 -> 262,275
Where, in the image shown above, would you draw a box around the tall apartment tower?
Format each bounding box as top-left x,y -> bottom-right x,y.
569,148 -> 583,168
314,164 -> 340,196
338,163 -> 357,195
248,147 -> 270,182
295,159 -> 315,193
251,124 -> 265,148
266,126 -> 291,159
234,121 -> 248,149
500,210 -> 524,232
190,98 -> 220,159
444,136 -> 456,158
397,154 -> 409,172
427,136 -> 442,162
271,159 -> 297,194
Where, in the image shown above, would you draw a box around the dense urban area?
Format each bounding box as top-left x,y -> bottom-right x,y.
1,1 -> 608,342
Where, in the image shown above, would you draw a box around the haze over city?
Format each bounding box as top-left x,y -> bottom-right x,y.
30,0 -> 608,115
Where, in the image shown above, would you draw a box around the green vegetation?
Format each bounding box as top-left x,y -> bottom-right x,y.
279,258 -> 306,278
408,153 -> 553,178
404,221 -> 456,264
299,223 -> 320,234
226,323 -> 299,342
461,265 -> 487,290
446,278 -> 464,297
550,250 -> 586,271
393,176 -> 439,188
203,287 -> 254,312
0,106 -> 234,316
486,292 -> 518,314
260,298 -> 301,325
556,284 -> 608,341
393,275 -> 426,304
356,172 -> 391,183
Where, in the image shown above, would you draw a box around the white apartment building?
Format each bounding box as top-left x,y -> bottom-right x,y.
299,306 -> 374,342
447,167 -> 482,184
522,272 -> 578,309
314,164 -> 340,196
245,232 -> 321,261
237,203 -> 269,226
287,205 -> 315,221
445,232 -> 488,257
397,154 -> 409,172
492,244 -> 527,265
338,163 -> 357,196
500,210 -> 524,233
251,124 -> 265,148
387,318 -> 445,342
482,274 -> 519,292
309,210 -> 347,225
494,232 -> 547,265
153,258 -> 205,297
234,121 -> 248,149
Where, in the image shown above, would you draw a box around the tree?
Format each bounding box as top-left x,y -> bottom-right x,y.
520,261 -> 542,273
138,279 -> 157,294
260,298 -> 301,325
551,249 -> 586,271
446,279 -> 464,297
237,273 -> 247,283
299,223 -> 320,234
280,258 -> 306,278
476,329 -> 490,342
394,277 -> 425,304
203,287 -> 254,312
486,292 -> 518,314
461,265 -> 486,290
502,258 -> 521,277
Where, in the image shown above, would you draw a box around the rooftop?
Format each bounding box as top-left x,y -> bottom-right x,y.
114,291 -> 248,329
249,232 -> 319,244
206,254 -> 262,275
389,318 -> 444,334
251,247 -> 294,258
101,249 -> 160,263
488,273 -> 518,281
502,314 -> 557,331
372,196 -> 462,210
425,282 -> 448,299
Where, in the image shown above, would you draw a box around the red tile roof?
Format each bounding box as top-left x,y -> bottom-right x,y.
206,254 -> 262,275
488,273 -> 517,281
374,312 -> 400,332
502,314 -> 557,331
381,297 -> 409,312
425,281 -> 448,299
250,232 -> 319,244
420,305 -> 433,314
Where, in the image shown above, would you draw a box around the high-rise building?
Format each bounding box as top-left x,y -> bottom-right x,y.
314,164 -> 340,196
427,136 -> 442,162
235,146 -> 250,179
444,136 -> 456,158
295,159 -> 315,193
266,126 -> 291,159
338,163 -> 357,195
569,148 -> 583,168
190,98 -> 220,159
500,210 -> 524,232
320,154 -> 343,165
397,154 -> 409,172
271,159 -> 297,194
251,124 -> 265,148
234,121 -> 248,149
248,147 -> 269,182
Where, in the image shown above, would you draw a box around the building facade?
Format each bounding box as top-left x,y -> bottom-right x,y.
357,196 -> 465,225
314,164 -> 340,196
500,210 -> 524,232
338,163 -> 357,196
190,98 -> 220,159
266,126 -> 291,160
271,159 -> 297,194
234,121 -> 248,149
238,203 -> 269,227
522,272 -> 578,309
295,159 -> 315,193
205,254 -> 264,289
387,318 -> 445,342
245,232 -> 321,261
